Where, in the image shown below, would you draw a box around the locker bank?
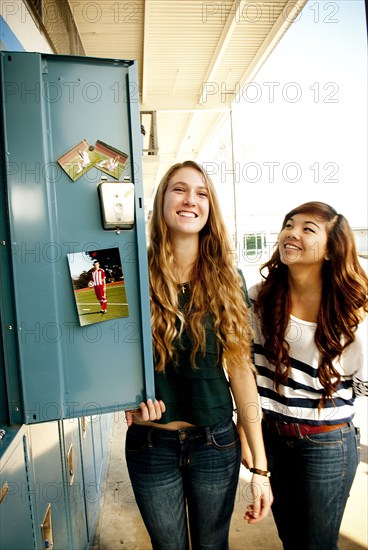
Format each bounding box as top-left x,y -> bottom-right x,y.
0,51 -> 154,549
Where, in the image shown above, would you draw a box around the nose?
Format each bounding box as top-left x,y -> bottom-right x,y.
183,191 -> 196,206
286,226 -> 301,239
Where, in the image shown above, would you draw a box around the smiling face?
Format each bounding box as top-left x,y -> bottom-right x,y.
162,166 -> 210,238
279,212 -> 329,267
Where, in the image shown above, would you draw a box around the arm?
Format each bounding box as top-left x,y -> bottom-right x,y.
237,421 -> 253,470
229,361 -> 273,524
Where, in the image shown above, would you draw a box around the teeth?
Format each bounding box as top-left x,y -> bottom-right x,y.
178,211 -> 196,218
285,244 -> 300,250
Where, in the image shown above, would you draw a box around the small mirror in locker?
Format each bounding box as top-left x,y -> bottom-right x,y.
41,503 -> 54,549
98,178 -> 135,230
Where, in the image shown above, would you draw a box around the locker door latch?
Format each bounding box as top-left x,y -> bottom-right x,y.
97,177 -> 135,231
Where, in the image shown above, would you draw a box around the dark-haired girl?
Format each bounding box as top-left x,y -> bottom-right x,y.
248,201 -> 367,550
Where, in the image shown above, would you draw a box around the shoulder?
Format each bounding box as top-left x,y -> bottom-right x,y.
236,268 -> 251,308
350,314 -> 368,395
354,312 -> 367,345
236,267 -> 246,285
248,283 -> 262,303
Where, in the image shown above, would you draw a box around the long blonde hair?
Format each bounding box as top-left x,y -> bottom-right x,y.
148,160 -> 253,375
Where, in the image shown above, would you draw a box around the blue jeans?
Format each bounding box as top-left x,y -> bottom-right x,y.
125,418 -> 241,550
263,420 -> 361,550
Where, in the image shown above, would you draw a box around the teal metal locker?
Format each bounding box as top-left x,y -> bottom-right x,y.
0,426 -> 35,550
27,421 -> 70,550
79,416 -> 99,540
61,418 -> 89,550
0,51 -> 155,550
0,52 -> 155,425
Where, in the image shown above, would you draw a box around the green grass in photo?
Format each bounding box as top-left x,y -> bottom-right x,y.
75,283 -> 129,326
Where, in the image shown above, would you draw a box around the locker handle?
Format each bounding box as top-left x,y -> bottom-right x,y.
67,443 -> 75,486
0,482 -> 9,504
81,416 -> 87,439
41,503 -> 54,549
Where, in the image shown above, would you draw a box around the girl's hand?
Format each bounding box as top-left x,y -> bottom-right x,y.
244,473 -> 273,524
125,399 -> 166,426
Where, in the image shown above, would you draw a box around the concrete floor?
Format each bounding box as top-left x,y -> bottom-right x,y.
92,401 -> 368,550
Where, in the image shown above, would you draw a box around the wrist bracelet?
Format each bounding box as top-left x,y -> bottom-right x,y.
250,467 -> 271,477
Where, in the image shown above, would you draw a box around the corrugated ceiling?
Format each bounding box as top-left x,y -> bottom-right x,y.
69,0 -> 307,209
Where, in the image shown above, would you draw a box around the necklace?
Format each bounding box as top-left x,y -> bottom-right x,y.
179,282 -> 188,294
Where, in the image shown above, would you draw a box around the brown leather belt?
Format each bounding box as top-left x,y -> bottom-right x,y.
263,415 -> 348,438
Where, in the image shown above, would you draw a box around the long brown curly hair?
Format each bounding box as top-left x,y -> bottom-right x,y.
148,160 -> 253,376
255,201 -> 368,408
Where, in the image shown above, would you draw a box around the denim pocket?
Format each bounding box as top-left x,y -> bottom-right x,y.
210,423 -> 239,451
125,426 -> 149,453
304,430 -> 344,447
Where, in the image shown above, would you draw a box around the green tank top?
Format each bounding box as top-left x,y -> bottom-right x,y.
153,284 -> 234,427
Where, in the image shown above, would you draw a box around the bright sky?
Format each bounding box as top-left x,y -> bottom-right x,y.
202,0 -> 368,231
67,251 -> 95,279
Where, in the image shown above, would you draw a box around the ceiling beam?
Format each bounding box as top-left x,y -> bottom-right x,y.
140,97 -> 231,111
199,0 -> 248,105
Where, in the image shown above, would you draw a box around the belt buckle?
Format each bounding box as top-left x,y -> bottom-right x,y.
286,423 -> 297,437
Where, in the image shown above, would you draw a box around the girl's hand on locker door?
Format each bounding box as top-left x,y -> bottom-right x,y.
125,399 -> 166,426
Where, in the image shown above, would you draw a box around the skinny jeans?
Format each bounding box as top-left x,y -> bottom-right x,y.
125,418 -> 241,550
263,420 -> 360,550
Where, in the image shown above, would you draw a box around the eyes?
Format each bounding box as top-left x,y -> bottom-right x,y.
172,186 -> 208,198
284,222 -> 315,233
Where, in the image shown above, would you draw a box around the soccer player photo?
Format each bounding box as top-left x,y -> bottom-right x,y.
67,247 -> 129,326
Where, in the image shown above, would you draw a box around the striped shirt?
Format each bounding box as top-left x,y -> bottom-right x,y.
249,284 -> 368,425
91,268 -> 105,286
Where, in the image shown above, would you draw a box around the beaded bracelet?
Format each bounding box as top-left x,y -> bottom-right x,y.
250,467 -> 271,477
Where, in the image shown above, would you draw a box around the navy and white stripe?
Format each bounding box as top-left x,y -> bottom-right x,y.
249,284 -> 368,425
